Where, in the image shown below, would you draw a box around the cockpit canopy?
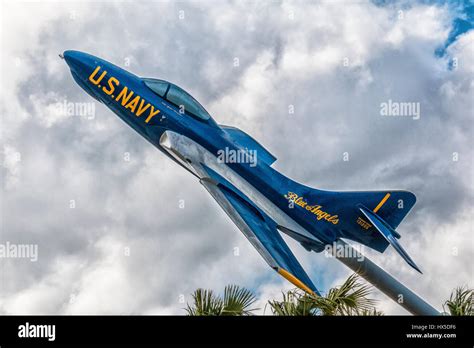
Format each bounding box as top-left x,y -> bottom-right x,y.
142,78 -> 211,121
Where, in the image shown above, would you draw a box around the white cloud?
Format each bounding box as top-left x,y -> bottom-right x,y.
2,144 -> 22,189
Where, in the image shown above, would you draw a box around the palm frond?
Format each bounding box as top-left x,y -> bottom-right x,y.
323,273 -> 377,315
443,286 -> 473,316
186,273 -> 381,316
222,284 -> 258,316
185,288 -> 223,316
268,289 -> 315,316
354,307 -> 384,316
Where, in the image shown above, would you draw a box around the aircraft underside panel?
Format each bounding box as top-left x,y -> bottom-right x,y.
200,177 -> 320,295
158,130 -> 322,295
158,130 -> 321,244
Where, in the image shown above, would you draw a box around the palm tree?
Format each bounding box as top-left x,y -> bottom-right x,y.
267,273 -> 382,316
266,289 -> 315,316
185,284 -> 258,316
321,273 -> 380,315
442,286 -> 473,316
185,275 -> 473,316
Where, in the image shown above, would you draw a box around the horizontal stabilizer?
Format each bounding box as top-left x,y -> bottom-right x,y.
358,205 -> 422,273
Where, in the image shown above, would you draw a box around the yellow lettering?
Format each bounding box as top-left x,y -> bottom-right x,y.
116,87 -> 134,106
295,197 -> 307,208
89,66 -> 107,85
102,77 -> 119,95
283,192 -> 339,225
145,106 -> 160,123
136,99 -> 151,116
357,217 -> 371,229
125,96 -> 141,113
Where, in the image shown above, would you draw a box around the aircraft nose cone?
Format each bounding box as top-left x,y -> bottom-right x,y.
63,50 -> 91,75
63,50 -> 81,71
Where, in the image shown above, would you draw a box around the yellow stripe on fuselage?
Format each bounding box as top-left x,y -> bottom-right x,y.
373,193 -> 391,213
277,268 -> 316,295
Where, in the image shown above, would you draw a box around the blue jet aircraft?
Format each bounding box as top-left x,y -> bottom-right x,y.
63,50 -> 421,295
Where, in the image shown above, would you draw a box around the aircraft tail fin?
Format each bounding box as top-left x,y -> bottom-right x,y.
330,189 -> 419,272
337,190 -> 417,230
282,182 -> 419,272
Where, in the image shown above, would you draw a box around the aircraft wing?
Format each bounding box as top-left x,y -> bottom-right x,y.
200,177 -> 320,296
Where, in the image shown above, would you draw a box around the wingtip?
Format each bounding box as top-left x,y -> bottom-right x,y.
398,247 -> 423,274
411,262 -> 423,274
401,252 -> 422,273
277,268 -> 320,296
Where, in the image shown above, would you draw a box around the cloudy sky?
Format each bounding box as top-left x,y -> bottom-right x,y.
0,0 -> 472,315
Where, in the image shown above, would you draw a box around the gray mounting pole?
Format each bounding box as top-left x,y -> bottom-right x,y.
332,240 -> 440,315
